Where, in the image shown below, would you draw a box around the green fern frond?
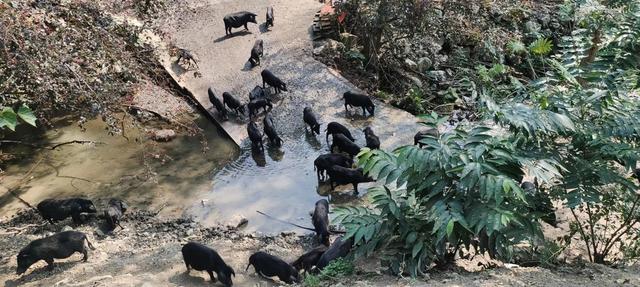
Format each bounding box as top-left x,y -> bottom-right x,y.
529,38 -> 554,56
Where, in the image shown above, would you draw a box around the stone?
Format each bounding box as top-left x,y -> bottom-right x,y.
62,225 -> 73,232
427,70 -> 447,82
524,20 -> 541,35
404,58 -> 418,70
418,57 -> 432,71
150,129 -> 176,142
339,33 -> 358,49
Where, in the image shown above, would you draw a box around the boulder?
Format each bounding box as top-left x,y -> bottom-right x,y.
417,57 -> 432,71
150,129 -> 176,142
339,33 -> 358,49
404,58 -> 418,70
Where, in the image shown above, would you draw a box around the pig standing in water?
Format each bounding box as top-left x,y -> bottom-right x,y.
330,133 -> 361,157
263,114 -> 283,146
343,91 -> 375,116
37,198 -> 97,224
261,69 -> 288,94
17,231 -> 95,275
248,121 -> 265,151
208,87 -> 228,120
314,153 -> 353,181
223,92 -> 245,116
325,122 -> 354,145
223,11 -> 257,35
312,199 -> 330,246
182,242 -> 235,286
303,107 -> 321,135
363,127 -> 380,149
246,251 -> 300,284
327,165 -> 374,194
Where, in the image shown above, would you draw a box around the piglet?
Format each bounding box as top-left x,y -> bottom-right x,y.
326,122 -> 354,145
316,236 -> 354,270
182,242 -> 235,286
303,107 -> 320,135
37,198 -> 97,224
312,199 -> 330,246
261,69 -> 287,94
246,251 -> 300,284
104,198 -> 128,231
17,231 -> 95,275
247,121 -> 264,151
363,127 -> 380,149
291,245 -> 328,273
326,165 -> 374,194
343,91 -> 374,116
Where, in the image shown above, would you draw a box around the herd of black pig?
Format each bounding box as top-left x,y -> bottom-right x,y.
12,7 -> 442,285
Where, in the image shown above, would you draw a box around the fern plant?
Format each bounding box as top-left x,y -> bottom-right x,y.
335,113 -> 562,275
480,0 -> 640,264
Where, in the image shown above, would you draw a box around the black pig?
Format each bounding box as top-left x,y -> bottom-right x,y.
263,114 -> 283,146
266,7 -> 274,27
314,153 -> 353,181
312,199 -> 330,246
248,121 -> 264,151
37,198 -> 97,224
223,11 -> 257,35
223,92 -> 245,116
261,69 -> 287,94
363,127 -> 380,149
303,107 -> 320,135
17,231 -> 95,275
291,245 -> 328,273
249,39 -> 263,67
249,85 -> 267,101
104,198 -> 128,231
326,165 -> 373,194
325,122 -> 354,145
316,236 -> 353,270
248,98 -> 272,118
330,133 -> 361,158
182,242 -> 235,286
208,87 -> 228,120
246,251 -> 300,284
343,91 -> 374,116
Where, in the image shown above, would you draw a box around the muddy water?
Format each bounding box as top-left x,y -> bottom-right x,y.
0,116 -> 238,217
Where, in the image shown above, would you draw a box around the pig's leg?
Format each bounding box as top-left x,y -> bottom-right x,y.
45,258 -> 55,270
208,270 -> 217,282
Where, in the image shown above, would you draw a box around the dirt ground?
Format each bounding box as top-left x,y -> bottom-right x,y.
1,209 -> 639,287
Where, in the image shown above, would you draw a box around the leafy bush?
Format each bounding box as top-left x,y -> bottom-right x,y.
336,0 -> 640,274
481,0 -> 640,264
335,112 -> 563,276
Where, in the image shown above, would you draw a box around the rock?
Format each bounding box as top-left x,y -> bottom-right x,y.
524,20 -> 541,35
404,59 -> 418,70
62,226 -> 73,232
339,33 -> 358,49
94,229 -> 105,238
150,129 -> 176,142
312,39 -> 345,56
418,57 -> 432,71
427,70 -> 447,82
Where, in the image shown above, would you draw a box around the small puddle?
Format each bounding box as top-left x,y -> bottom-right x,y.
0,116 -> 238,217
